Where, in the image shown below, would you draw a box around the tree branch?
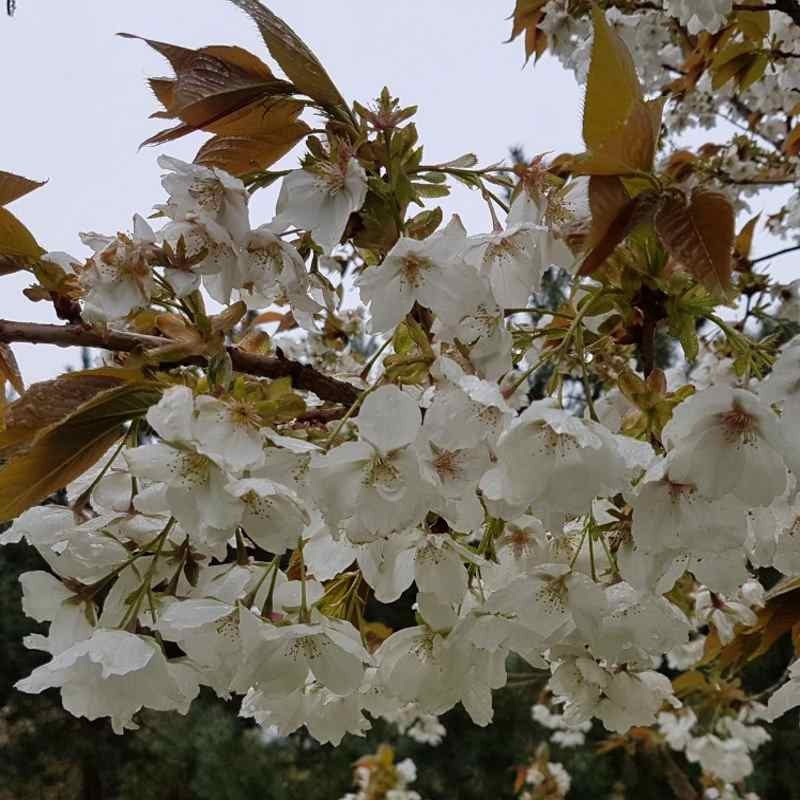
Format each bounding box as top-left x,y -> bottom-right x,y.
0,319 -> 361,406
733,3 -> 778,10
751,243 -> 800,265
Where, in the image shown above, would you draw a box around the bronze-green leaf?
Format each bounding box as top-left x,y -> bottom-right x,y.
0,344 -> 24,396
228,0 -> 348,110
579,186 -> 659,277
0,207 -> 45,264
0,171 -> 45,207
405,207 -> 443,240
193,97 -> 309,176
734,213 -> 760,263
655,189 -> 735,298
120,34 -> 295,146
505,0 -> 548,64
0,378 -> 162,521
0,368 -> 149,457
583,6 -> 643,154
573,11 -> 662,176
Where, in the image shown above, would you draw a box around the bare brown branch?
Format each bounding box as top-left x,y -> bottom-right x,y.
0,319 -> 361,406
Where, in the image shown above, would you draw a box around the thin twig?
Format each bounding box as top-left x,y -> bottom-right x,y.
751,244 -> 800,265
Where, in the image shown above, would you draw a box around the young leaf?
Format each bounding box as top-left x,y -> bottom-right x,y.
667,306 -> 699,362
0,167 -> 46,271
195,129 -> 307,176
227,0 -> 348,110
0,368 -> 144,457
587,176 -> 630,249
0,207 -> 45,264
405,206 -> 443,240
710,42 -> 765,91
0,380 -> 162,521
736,6 -> 771,41
193,97 -> 309,176
573,10 -> 663,175
0,170 -> 45,206
735,214 -> 759,258
655,189 -> 735,298
506,0 -> 548,64
579,186 -> 659,276
786,123 -> 800,157
436,153 -> 479,169
583,6 -> 643,154
120,34 -> 294,146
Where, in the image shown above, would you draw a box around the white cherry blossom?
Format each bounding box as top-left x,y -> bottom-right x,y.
665,0 -> 733,34
157,155 -> 250,241
192,394 -> 267,474
663,386 -> 793,507
79,214 -> 157,321
241,681 -> 371,746
233,608 -> 371,697
480,400 -> 653,523
461,221 -> 546,309
271,156 -> 367,254
356,216 -> 487,332
160,217 -> 244,301
16,630 -> 194,734
310,385 -> 431,539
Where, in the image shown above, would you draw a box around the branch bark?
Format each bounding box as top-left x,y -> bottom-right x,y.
0,319 -> 361,406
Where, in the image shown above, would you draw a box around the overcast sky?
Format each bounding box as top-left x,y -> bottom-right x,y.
0,1 -> 789,383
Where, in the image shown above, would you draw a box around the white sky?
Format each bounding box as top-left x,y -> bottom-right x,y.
0,1 -> 790,383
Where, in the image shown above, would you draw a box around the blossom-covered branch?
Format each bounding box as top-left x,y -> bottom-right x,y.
1,2 -> 800,797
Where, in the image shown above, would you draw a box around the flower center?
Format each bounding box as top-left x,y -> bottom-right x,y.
484,234 -> 524,264
666,479 -> 694,501
542,427 -> 578,457
177,451 -> 212,488
504,526 -> 533,558
314,162 -> 346,194
288,635 -> 325,660
718,405 -> 759,443
432,449 -> 463,482
400,254 -> 432,288
543,192 -> 575,230
367,456 -> 401,488
247,240 -> 284,276
229,400 -> 262,430
100,237 -> 152,281
188,177 -> 224,214
535,580 -> 567,615
215,614 -> 240,644
476,404 -> 503,436
410,631 -> 436,662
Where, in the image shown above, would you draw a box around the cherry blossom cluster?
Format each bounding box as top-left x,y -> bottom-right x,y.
2,147 -> 800,780
4,3 -> 800,795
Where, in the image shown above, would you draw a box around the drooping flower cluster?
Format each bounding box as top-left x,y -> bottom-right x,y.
11,258 -> 800,747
